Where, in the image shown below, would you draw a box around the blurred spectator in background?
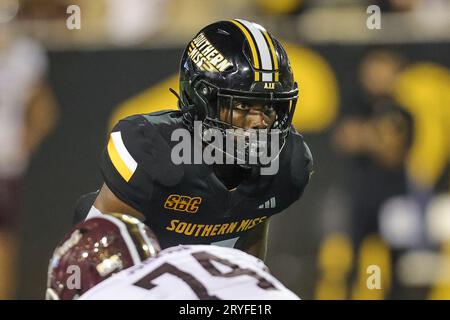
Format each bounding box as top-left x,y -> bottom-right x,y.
333,49 -> 414,244
0,2 -> 58,298
332,49 -> 415,299
105,0 -> 167,46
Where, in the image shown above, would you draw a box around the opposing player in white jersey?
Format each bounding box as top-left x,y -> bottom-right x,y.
80,244 -> 299,300
46,213 -> 299,300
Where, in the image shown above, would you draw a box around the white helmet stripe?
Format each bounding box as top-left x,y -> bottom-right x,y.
236,19 -> 274,82
100,214 -> 142,265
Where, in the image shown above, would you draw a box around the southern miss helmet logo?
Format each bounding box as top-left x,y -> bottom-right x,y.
188,33 -> 233,72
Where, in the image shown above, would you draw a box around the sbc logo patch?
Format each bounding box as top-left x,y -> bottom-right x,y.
164,194 -> 202,213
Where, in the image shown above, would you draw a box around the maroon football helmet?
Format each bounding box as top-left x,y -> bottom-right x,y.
46,213 -> 161,300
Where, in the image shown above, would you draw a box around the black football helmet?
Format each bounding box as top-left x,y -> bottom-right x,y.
176,19 -> 298,165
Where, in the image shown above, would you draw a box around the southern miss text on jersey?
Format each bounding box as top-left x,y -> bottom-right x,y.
101,110 -> 312,249
79,245 -> 300,300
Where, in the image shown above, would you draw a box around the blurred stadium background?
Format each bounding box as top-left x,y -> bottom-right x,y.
0,0 -> 449,299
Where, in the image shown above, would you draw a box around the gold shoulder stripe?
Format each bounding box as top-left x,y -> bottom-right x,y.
107,137 -> 133,182
230,19 -> 261,81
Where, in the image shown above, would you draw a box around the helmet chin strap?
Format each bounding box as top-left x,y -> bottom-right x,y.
169,88 -> 196,114
170,88 -> 199,131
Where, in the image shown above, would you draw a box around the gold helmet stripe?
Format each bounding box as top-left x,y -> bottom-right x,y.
263,31 -> 279,82
235,19 -> 274,82
230,19 -> 261,81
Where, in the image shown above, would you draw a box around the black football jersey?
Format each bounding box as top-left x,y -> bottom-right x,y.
100,110 -> 313,249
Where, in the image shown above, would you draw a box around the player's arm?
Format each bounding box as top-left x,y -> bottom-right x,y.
72,115 -> 151,225
234,219 -> 270,261
85,115 -> 182,223
77,116 -> 153,222
93,183 -> 145,220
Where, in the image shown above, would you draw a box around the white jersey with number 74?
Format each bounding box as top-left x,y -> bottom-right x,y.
79,244 -> 300,300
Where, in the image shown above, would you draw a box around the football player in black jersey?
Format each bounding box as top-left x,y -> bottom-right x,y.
77,19 -> 313,260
